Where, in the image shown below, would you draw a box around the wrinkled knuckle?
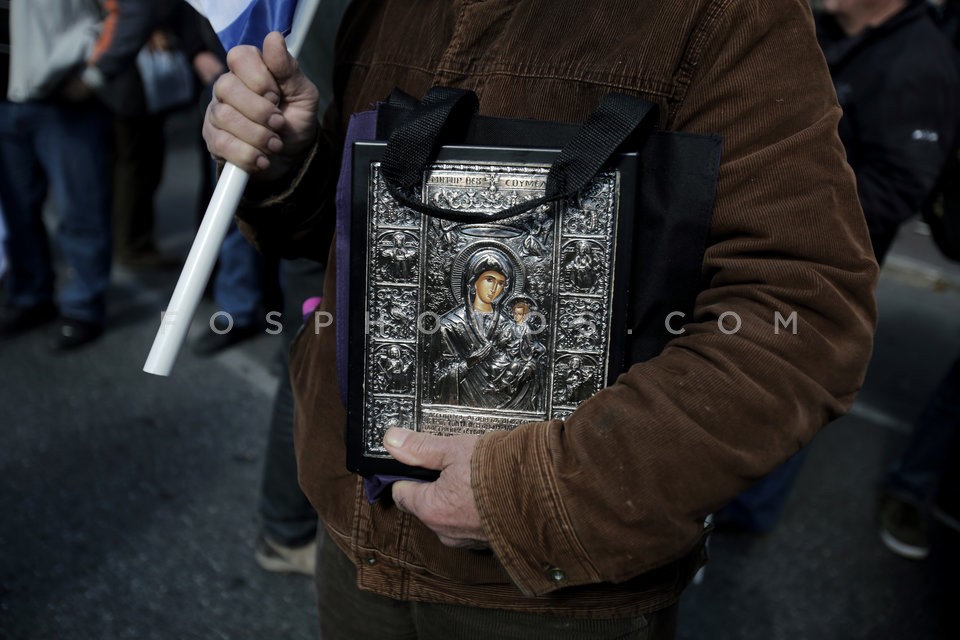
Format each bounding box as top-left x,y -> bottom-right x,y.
227,139 -> 260,172
225,44 -> 258,69
211,73 -> 234,100
257,129 -> 277,151
252,101 -> 279,128
206,128 -> 231,156
218,103 -> 244,128
209,101 -> 233,128
201,116 -> 214,141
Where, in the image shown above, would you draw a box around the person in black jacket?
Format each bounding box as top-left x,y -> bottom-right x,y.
714,0 -> 960,537
815,1 -> 960,565
817,0 -> 960,263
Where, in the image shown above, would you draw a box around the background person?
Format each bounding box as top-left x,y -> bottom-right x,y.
816,0 -> 960,263
0,0 -> 157,350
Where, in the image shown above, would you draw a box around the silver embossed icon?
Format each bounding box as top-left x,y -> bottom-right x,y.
358,159 -> 623,457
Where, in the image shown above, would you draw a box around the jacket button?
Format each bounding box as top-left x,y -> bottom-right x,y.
547,568 -> 566,582
365,557 -> 377,566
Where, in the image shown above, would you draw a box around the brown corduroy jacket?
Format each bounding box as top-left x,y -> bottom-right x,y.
238,0 -> 879,618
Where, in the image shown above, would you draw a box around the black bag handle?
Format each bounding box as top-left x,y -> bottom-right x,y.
380,87 -> 658,223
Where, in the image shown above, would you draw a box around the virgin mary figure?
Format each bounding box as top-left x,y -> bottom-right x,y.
430,247 -> 517,408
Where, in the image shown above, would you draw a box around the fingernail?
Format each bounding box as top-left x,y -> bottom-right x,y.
268,113 -> 284,129
255,155 -> 270,171
264,91 -> 280,105
384,428 -> 408,448
267,136 -> 283,152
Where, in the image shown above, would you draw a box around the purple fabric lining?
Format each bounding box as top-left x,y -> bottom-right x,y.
363,474 -> 427,504
335,108 -> 379,406
335,107 -> 423,500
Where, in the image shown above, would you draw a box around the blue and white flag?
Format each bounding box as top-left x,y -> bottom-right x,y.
183,0 -> 298,51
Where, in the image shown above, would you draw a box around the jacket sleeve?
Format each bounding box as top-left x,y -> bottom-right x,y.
234,103 -> 343,263
81,0 -> 158,90
846,60 -> 960,235
471,0 -> 878,596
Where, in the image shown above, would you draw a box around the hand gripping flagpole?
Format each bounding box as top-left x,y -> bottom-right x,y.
143,0 -> 321,376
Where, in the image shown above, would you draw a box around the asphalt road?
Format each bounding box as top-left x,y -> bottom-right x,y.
1,111 -> 958,640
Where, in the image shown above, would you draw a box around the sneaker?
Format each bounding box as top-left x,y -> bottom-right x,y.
254,534 -> 316,576
49,317 -> 104,351
0,301 -> 58,336
879,492 -> 931,560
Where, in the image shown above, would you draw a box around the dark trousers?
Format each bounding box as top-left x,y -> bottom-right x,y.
869,227 -> 898,266
257,258 -> 324,546
315,530 -> 678,640
112,113 -> 165,258
886,355 -> 960,505
932,425 -> 960,637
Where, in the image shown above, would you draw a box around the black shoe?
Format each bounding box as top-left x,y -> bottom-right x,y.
0,302 -> 58,336
878,492 -> 931,560
49,317 -> 104,351
191,321 -> 261,357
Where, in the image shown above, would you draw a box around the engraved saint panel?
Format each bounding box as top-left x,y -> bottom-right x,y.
553,354 -> 600,407
561,239 -> 606,294
377,230 -> 418,282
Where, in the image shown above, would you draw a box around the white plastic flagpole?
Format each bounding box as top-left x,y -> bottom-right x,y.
143,0 -> 322,376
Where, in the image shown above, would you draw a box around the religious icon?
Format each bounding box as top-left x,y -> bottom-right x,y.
349,145 -> 635,475
430,245 -> 542,409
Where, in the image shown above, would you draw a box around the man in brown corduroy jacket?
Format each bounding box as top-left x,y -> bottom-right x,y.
203,1 -> 879,637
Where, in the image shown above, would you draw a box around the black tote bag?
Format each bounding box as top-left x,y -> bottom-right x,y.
343,87 -> 721,478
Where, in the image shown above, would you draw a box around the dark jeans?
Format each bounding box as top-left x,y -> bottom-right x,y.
214,222 -> 266,326
315,530 -> 678,640
886,355 -> 960,505
0,100 -> 112,323
257,258 -> 324,547
717,447 -> 810,533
